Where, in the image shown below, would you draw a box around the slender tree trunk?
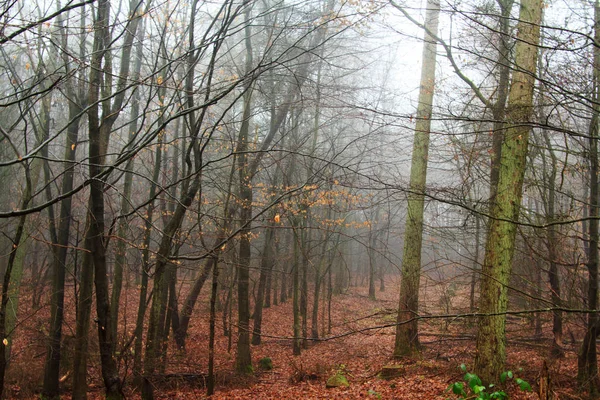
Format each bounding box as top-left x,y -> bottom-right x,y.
265,259 -> 273,308
110,17 -> 145,345
311,260 -> 321,340
543,135 -> 563,358
166,260 -> 181,354
310,208 -> 334,339
87,41 -> 124,400
474,0 -> 542,384
145,177 -> 200,374
577,2 -> 600,396
368,236 -> 376,300
207,255 -> 219,396
536,44 -> 564,357
74,1 -> 143,396
43,91 -> 81,400
235,12 -> 255,371
534,255 -> 543,337
327,256 -> 333,334
177,257 -> 215,345
489,0 -> 515,202
300,220 -> 309,349
292,220 -> 302,355
280,231 -> 290,304
110,158 -> 134,346
469,215 -> 480,313
0,152 -> 41,398
133,122 -> 164,382
72,238 -> 94,400
6,138 -> 46,365
177,161 -> 237,346
368,211 -> 378,301
393,0 -> 440,358
252,225 -> 275,345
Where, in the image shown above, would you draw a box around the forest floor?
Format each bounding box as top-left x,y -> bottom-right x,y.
5,275 -> 586,399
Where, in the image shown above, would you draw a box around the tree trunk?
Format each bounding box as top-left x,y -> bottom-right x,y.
474,0 -> 542,384
292,220 -> 302,356
0,151 -> 41,398
280,231 -> 290,304
207,256 -> 219,396
489,0 -> 515,202
133,119 -> 164,382
542,130 -> 563,358
300,220 -> 309,349
394,0 -> 440,358
43,85 -> 81,400
368,211 -> 378,301
577,2 -> 600,396
74,0 -> 143,396
145,177 -> 201,374
469,215 -> 480,313
252,225 -> 275,345
234,10 -> 255,370
110,14 -> 145,345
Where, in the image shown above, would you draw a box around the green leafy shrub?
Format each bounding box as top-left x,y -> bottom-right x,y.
446,364 -> 531,400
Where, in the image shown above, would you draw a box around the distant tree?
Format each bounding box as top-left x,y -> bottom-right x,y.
391,0 -> 440,357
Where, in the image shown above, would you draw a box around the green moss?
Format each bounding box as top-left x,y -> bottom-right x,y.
326,372 -> 349,388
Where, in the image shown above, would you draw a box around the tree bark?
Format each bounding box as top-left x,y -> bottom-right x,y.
577,2 -> 600,396
393,0 -> 440,358
474,0 -> 542,384
489,0 -> 515,202
252,225 -> 275,345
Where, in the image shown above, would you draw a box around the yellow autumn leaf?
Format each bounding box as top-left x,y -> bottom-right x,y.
157,76 -> 163,85
2,338 -> 7,346
274,214 -> 280,223
71,143 -> 76,151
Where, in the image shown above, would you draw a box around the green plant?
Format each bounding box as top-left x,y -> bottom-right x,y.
259,357 -> 273,370
446,364 -> 531,400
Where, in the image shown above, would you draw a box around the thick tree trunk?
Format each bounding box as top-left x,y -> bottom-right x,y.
474,0 -> 542,384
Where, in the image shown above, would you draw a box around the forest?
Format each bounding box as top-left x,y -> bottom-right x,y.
0,0 -> 597,398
